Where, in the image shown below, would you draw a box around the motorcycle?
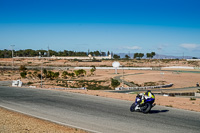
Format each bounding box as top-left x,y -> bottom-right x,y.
130,94 -> 155,113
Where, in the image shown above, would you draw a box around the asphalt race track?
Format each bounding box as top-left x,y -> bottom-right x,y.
0,86 -> 200,133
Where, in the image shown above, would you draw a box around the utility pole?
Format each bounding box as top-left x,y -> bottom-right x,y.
47,46 -> 50,60
122,66 -> 124,88
11,45 -> 15,69
11,45 -> 15,80
39,52 -> 43,88
48,46 -> 50,57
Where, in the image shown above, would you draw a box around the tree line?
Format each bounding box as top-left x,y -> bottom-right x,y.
0,49 -> 112,58
113,52 -> 156,59
0,49 -> 155,59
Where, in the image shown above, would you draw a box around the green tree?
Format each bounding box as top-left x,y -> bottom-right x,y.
68,72 -> 75,78
101,52 -> 106,56
54,72 -> 60,78
125,54 -> 130,59
146,53 -> 151,59
74,69 -> 86,77
138,53 -> 144,59
113,54 -> 120,59
134,53 -> 138,59
134,53 -> 144,59
43,69 -> 47,78
37,73 -> 42,79
146,52 -> 156,59
90,65 -> 96,75
89,52 -> 94,56
47,71 -> 55,80
107,51 -> 110,56
20,71 -> 27,78
93,51 -> 101,56
62,71 -> 68,78
151,52 -> 156,58
111,78 -> 120,89
49,50 -> 58,56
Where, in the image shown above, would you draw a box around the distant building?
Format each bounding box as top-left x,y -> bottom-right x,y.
14,54 -> 112,60
186,59 -> 200,61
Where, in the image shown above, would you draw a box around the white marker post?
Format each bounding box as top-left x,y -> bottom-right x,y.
112,61 -> 120,74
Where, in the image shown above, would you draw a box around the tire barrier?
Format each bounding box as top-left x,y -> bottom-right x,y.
116,83 -> 173,90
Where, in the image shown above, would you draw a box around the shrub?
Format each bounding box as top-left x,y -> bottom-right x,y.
28,71 -> 32,74
37,74 -> 42,79
33,71 -> 38,75
20,71 -> 27,78
19,65 -> 27,71
62,71 -> 68,78
165,105 -> 173,107
27,82 -> 33,85
54,72 -> 60,78
190,97 -> 196,101
144,82 -> 156,86
111,78 -> 120,88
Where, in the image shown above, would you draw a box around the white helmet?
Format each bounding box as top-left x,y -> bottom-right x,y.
139,93 -> 144,96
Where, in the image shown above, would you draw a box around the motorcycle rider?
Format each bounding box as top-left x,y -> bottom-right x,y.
144,90 -> 155,104
137,93 -> 145,106
138,90 -> 155,106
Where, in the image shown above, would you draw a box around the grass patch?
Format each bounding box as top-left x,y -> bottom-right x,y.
27,82 -> 34,85
190,97 -> 196,101
129,92 -> 138,94
165,105 -> 173,107
144,82 -> 157,86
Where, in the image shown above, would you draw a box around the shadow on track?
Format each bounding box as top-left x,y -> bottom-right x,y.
149,110 -> 169,114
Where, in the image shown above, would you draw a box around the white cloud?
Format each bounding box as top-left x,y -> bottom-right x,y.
124,46 -> 142,50
180,44 -> 199,49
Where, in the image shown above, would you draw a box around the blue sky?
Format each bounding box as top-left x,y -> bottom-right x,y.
0,0 -> 200,57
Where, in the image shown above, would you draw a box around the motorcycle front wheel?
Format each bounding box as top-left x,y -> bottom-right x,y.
130,103 -> 136,112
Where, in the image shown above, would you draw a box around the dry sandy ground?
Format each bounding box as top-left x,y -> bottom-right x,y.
1,58 -> 200,68
0,107 -> 88,133
2,69 -> 200,90
122,70 -> 200,89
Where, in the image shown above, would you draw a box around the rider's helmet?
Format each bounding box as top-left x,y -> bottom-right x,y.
139,93 -> 144,97
137,93 -> 143,98
145,90 -> 151,95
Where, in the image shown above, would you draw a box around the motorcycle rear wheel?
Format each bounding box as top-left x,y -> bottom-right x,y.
142,103 -> 152,113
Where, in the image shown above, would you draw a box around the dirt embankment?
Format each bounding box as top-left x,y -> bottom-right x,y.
0,107 -> 88,133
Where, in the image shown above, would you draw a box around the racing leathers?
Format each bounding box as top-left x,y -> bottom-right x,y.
139,91 -> 155,105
